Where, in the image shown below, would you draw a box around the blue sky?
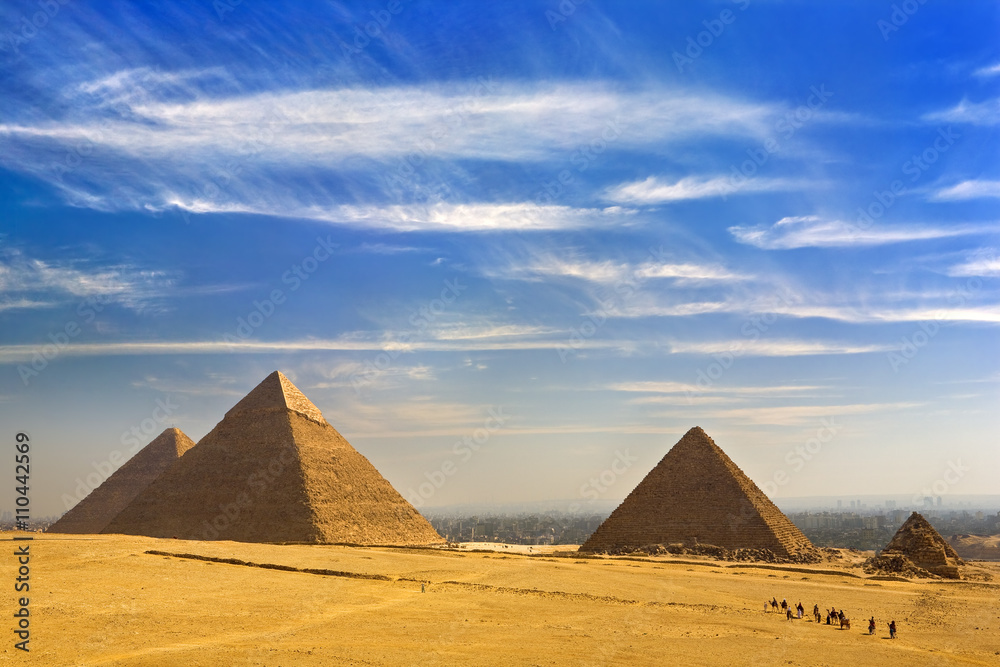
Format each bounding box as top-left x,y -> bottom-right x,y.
1,0 -> 998,517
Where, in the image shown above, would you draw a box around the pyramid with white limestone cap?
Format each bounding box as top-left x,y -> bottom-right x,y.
104,371 -> 443,545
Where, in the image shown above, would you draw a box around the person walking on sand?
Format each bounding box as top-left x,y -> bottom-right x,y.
764,600 -> 769,613
786,607 -> 793,621
868,617 -> 876,635
796,602 -> 803,619
889,620 -> 897,639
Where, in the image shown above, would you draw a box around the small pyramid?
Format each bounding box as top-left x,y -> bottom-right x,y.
580,427 -> 814,557
882,512 -> 964,579
48,428 -> 195,534
104,371 -> 444,545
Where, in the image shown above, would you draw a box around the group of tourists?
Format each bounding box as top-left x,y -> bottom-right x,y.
764,598 -> 898,638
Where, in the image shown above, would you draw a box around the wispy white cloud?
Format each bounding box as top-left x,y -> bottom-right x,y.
428,323 -> 558,341
129,373 -> 246,397
75,67 -> 234,106
353,243 -> 429,255
668,339 -> 894,356
786,304 -> 1000,324
930,180 -> 1000,201
728,215 -> 992,249
163,199 -> 637,232
633,262 -> 747,282
705,402 -> 921,426
973,63 -> 1000,78
60,81 -> 779,160
0,74 -> 826,223
336,395 -> 492,437
606,288 -> 1000,325
306,360 -> 436,391
0,326 -> 602,364
947,250 -> 1000,277
488,248 -> 747,286
922,98 -> 1000,126
607,300 -> 734,317
604,175 -> 806,203
0,298 -> 57,312
0,78 -> 781,191
0,250 -> 175,311
609,381 -> 826,396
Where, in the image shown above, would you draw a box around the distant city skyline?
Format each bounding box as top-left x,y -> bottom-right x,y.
1,1 -> 998,517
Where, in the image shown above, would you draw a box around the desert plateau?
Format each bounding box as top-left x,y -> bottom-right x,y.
5,532 -> 998,666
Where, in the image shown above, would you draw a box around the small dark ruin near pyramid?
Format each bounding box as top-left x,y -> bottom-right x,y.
48,428 -> 195,534
580,426 -> 815,558
104,371 -> 443,545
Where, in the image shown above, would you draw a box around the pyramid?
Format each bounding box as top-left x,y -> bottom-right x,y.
580,427 -> 814,557
48,428 -> 195,534
104,371 -> 443,545
882,512 -> 963,579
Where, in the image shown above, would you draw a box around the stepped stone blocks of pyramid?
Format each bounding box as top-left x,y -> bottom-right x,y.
48,428 -> 195,534
882,512 -> 964,579
580,426 -> 815,557
104,371 -> 444,546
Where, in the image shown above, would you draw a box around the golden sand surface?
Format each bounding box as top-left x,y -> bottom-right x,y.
5,533 -> 999,666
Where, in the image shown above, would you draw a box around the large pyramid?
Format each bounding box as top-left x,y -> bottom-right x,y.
580,427 -> 814,557
104,371 -> 443,545
48,428 -> 195,534
882,512 -> 964,579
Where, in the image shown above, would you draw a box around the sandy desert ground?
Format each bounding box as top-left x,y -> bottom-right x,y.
4,532 -> 999,666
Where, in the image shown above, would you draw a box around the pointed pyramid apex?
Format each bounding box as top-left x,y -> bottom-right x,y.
150,428 -> 196,457
226,371 -> 325,423
682,425 -> 711,441
672,426 -> 723,455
